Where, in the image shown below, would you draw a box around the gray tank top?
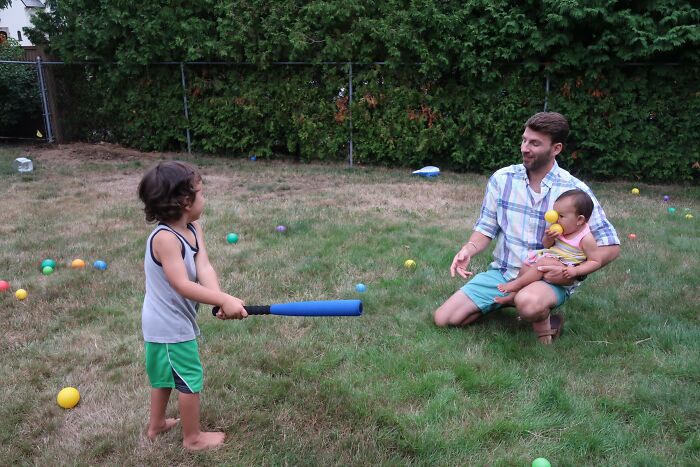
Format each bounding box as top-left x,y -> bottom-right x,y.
142,223 -> 200,343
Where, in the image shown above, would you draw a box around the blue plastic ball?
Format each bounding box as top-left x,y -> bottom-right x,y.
93,260 -> 108,270
355,283 -> 367,293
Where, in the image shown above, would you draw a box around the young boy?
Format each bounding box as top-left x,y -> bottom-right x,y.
494,189 -> 604,304
138,160 -> 247,450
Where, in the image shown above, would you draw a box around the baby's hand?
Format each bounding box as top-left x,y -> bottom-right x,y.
562,266 -> 577,279
545,228 -> 560,240
217,296 -> 248,320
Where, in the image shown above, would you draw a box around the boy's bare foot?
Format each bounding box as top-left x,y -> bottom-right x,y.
183,431 -> 226,451
147,418 -> 180,440
493,292 -> 516,306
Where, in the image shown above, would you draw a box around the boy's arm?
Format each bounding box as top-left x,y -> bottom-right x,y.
154,231 -> 247,319
562,234 -> 604,278
192,221 -> 221,292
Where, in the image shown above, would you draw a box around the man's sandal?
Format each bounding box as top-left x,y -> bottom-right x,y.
537,314 -> 565,340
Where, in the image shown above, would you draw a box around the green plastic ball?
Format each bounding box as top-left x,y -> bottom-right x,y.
532,458 -> 551,467
226,233 -> 239,244
42,266 -> 54,275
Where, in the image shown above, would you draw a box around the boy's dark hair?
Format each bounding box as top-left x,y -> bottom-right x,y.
138,161 -> 201,223
525,112 -> 570,145
557,189 -> 594,220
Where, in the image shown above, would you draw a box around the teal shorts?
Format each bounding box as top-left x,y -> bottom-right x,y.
144,340 -> 203,394
460,268 -> 568,314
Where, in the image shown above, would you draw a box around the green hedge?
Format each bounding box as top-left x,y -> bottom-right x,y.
0,38 -> 43,137
27,1 -> 700,182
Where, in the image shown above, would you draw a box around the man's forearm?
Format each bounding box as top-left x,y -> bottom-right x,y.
463,232 -> 492,256
598,245 -> 621,266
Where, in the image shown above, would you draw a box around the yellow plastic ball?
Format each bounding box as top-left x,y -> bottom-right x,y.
686,214 -> 694,219
631,188 -> 640,195
549,223 -> 564,235
15,289 -> 28,300
57,387 -> 80,409
404,259 -> 416,269
71,259 -> 86,269
544,210 -> 559,223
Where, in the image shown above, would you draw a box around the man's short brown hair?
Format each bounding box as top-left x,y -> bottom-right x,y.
525,112 -> 570,145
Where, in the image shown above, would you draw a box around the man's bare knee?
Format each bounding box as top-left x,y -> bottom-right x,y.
514,289 -> 552,322
434,291 -> 479,327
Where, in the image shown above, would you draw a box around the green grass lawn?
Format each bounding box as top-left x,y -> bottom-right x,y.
0,144 -> 698,466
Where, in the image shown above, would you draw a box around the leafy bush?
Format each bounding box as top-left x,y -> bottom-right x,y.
25,1 -> 700,181
0,38 -> 43,137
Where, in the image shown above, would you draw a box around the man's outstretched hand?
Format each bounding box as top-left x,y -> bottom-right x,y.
450,246 -> 475,279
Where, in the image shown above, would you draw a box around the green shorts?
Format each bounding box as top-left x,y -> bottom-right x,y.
460,268 -> 568,314
144,340 -> 203,394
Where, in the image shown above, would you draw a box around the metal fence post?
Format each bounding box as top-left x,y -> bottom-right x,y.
543,74 -> 550,112
35,56 -> 54,142
348,62 -> 353,167
180,62 -> 192,155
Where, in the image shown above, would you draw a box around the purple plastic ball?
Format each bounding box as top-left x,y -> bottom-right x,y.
275,225 -> 287,233
663,195 -> 669,202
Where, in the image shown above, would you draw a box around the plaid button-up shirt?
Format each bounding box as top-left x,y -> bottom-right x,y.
474,162 -> 619,292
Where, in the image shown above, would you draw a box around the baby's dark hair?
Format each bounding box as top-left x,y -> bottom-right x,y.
557,189 -> 594,220
138,161 -> 202,223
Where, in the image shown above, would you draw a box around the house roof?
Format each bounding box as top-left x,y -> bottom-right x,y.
21,0 -> 45,7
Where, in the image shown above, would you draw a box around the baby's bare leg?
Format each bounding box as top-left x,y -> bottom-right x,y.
497,263 -> 540,294
495,258 -> 564,304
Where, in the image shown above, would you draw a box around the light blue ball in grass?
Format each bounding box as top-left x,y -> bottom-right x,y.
532,458 -> 551,467
41,259 -> 56,269
355,283 -> 367,293
93,260 -> 108,270
226,233 -> 239,244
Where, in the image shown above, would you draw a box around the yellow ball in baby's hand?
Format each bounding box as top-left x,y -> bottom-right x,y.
549,224 -> 564,235
404,259 -> 416,269
544,210 -> 559,223
57,387 -> 80,409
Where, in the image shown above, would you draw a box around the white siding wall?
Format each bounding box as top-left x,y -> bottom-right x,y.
0,1 -> 42,46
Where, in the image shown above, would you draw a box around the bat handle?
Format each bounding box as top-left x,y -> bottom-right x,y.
212,305 -> 271,316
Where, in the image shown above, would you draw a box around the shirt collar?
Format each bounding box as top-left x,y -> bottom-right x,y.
541,161 -> 560,188
519,161 -> 560,188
